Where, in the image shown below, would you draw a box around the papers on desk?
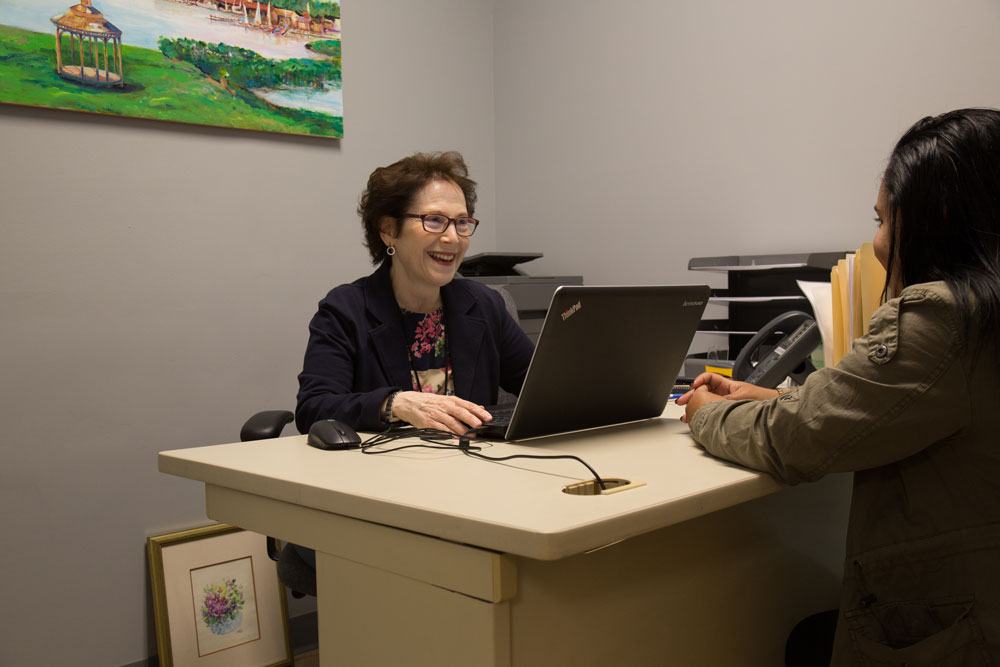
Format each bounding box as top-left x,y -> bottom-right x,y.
797,280 -> 835,369
798,244 -> 886,369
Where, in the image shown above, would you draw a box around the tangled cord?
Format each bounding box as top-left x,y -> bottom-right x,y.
360,427 -> 607,491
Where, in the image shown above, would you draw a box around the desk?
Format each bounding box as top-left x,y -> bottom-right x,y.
159,404 -> 850,666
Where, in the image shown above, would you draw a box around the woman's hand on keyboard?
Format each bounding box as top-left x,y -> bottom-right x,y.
391,392 -> 493,435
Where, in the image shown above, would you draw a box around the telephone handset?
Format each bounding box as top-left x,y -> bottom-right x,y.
733,311 -> 821,389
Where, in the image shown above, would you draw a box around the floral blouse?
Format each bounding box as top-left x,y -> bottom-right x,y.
400,308 -> 453,395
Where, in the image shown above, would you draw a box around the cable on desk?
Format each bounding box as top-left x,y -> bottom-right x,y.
458,444 -> 607,491
360,427 -> 480,454
359,428 -> 608,491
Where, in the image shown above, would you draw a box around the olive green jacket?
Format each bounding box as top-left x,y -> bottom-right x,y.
690,281 -> 1000,666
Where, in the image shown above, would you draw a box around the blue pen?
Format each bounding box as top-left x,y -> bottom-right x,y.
669,384 -> 691,401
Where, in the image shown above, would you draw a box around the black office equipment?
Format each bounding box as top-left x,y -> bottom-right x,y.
477,284 -> 710,441
307,419 -> 362,450
686,251 -> 847,377
459,252 -> 583,343
733,311 -> 821,388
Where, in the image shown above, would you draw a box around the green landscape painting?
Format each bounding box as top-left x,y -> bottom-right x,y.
0,0 -> 342,138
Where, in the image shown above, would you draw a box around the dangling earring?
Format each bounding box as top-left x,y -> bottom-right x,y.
386,245 -> 395,256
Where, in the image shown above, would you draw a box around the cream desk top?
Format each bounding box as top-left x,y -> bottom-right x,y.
159,404 -> 785,561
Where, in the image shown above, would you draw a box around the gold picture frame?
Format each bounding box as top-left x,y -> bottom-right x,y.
147,524 -> 292,667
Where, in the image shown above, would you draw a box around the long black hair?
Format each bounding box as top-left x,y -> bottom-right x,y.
882,108 -> 1000,353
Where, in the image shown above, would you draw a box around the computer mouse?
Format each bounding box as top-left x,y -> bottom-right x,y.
307,419 -> 362,450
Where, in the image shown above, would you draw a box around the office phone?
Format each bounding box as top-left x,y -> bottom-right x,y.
733,311 -> 821,388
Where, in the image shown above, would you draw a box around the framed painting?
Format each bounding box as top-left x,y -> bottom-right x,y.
147,523 -> 292,667
0,0 -> 342,138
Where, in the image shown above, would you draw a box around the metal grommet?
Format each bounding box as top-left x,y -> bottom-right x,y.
874,344 -> 888,359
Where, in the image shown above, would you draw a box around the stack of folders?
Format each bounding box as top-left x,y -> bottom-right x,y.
829,243 -> 887,366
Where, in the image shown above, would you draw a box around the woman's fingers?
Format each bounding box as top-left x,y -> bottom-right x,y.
396,392 -> 492,435
682,385 -> 728,424
675,389 -> 694,405
691,372 -> 731,395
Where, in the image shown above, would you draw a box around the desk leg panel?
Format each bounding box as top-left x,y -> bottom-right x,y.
316,551 -> 511,667
508,478 -> 848,666
204,484 -> 516,603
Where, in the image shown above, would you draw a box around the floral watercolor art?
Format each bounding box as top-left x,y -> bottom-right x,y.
190,555 -> 261,656
201,578 -> 246,635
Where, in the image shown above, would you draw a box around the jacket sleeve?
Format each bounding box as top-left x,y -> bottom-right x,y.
494,294 -> 535,397
295,297 -> 399,434
689,285 -> 971,484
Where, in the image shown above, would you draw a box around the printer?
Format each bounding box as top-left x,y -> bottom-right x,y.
459,252 -> 583,342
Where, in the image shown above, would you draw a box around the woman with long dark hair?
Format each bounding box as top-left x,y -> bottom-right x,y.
679,108 -> 1000,665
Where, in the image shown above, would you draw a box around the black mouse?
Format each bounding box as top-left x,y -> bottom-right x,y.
307,419 -> 362,450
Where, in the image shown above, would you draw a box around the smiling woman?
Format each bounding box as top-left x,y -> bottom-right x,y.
288,151 -> 537,585
379,181 -> 474,312
295,150 -> 535,436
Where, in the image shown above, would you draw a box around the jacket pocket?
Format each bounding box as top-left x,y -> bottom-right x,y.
845,595 -> 993,666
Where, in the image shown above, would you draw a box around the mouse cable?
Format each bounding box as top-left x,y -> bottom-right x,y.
359,428 -> 608,491
458,446 -> 607,491
359,428 -> 483,454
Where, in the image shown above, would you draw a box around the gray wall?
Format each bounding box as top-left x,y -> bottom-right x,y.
0,1 -> 495,665
494,0 -> 1000,287
2,1 -> 1000,665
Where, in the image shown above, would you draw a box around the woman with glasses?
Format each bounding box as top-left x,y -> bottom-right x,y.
678,108 -> 1000,665
295,151 -> 534,435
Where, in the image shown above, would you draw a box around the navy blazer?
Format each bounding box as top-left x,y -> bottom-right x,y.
296,262 -> 535,433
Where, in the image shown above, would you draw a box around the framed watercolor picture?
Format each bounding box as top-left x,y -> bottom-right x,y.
147,523 -> 292,667
0,0 -> 342,138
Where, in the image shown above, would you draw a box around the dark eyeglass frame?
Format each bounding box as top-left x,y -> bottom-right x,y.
404,213 -> 480,237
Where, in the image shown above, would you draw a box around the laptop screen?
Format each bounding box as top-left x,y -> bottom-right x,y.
499,284 -> 709,441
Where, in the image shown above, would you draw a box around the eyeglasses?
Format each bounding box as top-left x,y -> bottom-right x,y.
404,213 -> 480,237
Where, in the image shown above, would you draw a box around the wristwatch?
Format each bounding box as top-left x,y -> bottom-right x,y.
384,391 -> 402,423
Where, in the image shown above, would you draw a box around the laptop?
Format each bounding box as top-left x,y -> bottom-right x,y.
476,284 -> 710,441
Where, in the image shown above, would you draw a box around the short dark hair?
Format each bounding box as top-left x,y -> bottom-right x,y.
883,107 -> 1000,352
358,151 -> 478,264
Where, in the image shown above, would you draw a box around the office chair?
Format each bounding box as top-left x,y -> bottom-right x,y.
239,285 -> 522,598
239,409 -> 316,598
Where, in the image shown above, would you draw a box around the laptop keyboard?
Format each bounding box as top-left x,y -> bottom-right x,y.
471,404 -> 515,438
486,404 -> 515,423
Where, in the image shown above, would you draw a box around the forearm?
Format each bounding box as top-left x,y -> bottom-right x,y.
689,357 -> 967,483
689,287 -> 971,482
296,385 -> 398,433
689,395 -> 816,483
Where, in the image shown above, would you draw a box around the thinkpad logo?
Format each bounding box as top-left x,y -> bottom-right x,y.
561,301 -> 582,320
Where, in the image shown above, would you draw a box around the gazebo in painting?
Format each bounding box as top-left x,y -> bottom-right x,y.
50,0 -> 124,88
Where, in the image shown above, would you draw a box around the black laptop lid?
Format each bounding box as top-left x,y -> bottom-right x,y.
504,284 -> 710,441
